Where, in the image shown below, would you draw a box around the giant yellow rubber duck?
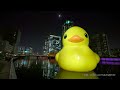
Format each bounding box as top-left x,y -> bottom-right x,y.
55,26 -> 100,72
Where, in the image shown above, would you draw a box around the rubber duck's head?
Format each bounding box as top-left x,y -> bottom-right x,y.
62,26 -> 89,47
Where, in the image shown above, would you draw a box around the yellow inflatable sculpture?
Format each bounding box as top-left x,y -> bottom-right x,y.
55,69 -> 99,79
55,26 -> 100,72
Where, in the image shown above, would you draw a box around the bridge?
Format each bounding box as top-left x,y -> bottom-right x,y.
13,53 -> 56,62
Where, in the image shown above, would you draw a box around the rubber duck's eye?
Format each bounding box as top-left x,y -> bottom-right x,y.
64,34 -> 67,39
85,33 -> 88,38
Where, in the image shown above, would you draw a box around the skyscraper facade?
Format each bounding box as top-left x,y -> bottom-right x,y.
13,28 -> 21,55
89,33 -> 110,57
62,20 -> 74,37
43,35 -> 61,55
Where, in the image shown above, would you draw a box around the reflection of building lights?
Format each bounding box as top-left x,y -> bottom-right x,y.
21,60 -> 27,65
0,51 -> 2,53
36,60 -> 37,64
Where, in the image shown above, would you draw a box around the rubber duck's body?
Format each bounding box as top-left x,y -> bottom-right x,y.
55,26 -> 100,72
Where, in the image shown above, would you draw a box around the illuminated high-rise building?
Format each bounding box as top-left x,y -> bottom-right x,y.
13,28 -> 21,55
18,46 -> 33,55
0,25 -> 21,55
48,35 -> 61,54
110,48 -> 120,57
62,20 -> 74,36
43,39 -> 49,55
89,33 -> 111,57
43,35 -> 61,55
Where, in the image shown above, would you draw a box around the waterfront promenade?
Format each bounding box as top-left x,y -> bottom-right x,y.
0,60 -> 10,79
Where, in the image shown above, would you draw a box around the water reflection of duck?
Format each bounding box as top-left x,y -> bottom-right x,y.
55,69 -> 99,79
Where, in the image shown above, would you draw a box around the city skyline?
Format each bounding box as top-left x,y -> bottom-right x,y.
0,8 -> 120,79
0,11 -> 120,53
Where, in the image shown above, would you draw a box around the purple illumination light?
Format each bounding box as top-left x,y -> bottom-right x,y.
100,61 -> 120,65
114,58 -> 118,60
100,58 -> 120,61
100,61 -> 106,64
101,58 -> 106,60
106,58 -> 110,60
108,58 -> 113,61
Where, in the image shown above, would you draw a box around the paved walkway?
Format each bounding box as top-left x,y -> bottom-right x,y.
0,61 -> 10,79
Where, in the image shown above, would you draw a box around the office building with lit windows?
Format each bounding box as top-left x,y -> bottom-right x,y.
18,46 -> 33,56
13,29 -> 21,55
43,35 -> 61,55
89,33 -> 111,57
110,48 -> 120,57
0,25 -> 21,55
62,20 -> 74,36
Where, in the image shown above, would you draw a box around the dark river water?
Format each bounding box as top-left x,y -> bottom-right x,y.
14,56 -> 120,79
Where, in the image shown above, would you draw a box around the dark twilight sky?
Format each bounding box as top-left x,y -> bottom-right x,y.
0,11 -> 120,53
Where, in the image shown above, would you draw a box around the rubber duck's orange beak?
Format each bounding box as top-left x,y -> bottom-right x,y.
68,35 -> 84,43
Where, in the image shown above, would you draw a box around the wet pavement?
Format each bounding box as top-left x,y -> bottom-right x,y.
0,61 -> 10,79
